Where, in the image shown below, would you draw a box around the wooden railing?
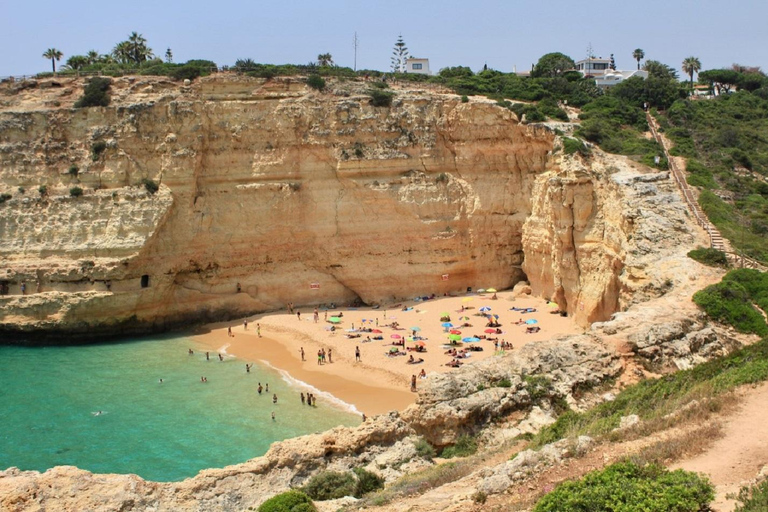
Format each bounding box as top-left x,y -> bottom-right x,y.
646,112 -> 766,272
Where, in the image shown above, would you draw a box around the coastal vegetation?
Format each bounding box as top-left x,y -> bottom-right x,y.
687,247 -> 728,267
301,468 -> 384,500
734,479 -> 768,512
75,77 -> 111,108
693,268 -> 768,336
256,490 -> 316,512
533,461 -> 714,512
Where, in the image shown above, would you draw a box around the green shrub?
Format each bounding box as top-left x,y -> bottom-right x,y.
17,186 -> 25,194
257,490 -> 316,512
413,437 -> 436,460
735,479 -> 768,512
306,75 -> 325,91
563,137 -> 591,157
68,165 -> 79,177
38,185 -> 48,197
371,81 -> 389,89
461,95 -> 469,103
368,89 -> 395,107
533,461 -> 714,512
495,378 -> 512,388
441,435 -> 477,459
69,187 -> 83,197
693,277 -> 768,336
353,467 -> 384,497
687,247 -> 728,267
74,77 -> 111,108
91,141 -> 107,161
0,193 -> 12,204
141,178 -> 159,194
435,172 -> 448,183
302,471 -> 356,501
169,65 -> 201,81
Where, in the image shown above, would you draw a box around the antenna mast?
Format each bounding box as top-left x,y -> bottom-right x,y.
353,32 -> 359,71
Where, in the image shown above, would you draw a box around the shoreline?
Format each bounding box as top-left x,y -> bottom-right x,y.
192,291 -> 583,417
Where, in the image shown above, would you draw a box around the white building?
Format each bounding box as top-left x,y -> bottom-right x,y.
575,57 -> 612,77
594,69 -> 649,89
405,58 -> 431,75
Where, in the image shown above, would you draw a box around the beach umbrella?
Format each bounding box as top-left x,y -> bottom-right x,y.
461,297 -> 473,303
479,306 -> 491,312
441,322 -> 454,328
477,289 -> 486,293
406,336 -> 415,342
450,329 -> 462,334
448,334 -> 462,341
493,314 -> 499,319
391,334 -> 402,339
547,301 -> 559,309
459,316 -> 470,321
413,341 -> 426,347
525,319 -> 538,325
329,316 -> 342,323
486,288 -> 497,293
372,329 -> 382,333
410,326 -> 421,332
389,347 -> 399,353
484,328 -> 497,333
440,312 -> 450,317
463,337 -> 481,342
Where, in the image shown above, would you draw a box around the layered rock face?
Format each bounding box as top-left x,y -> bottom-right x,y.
0,75 -> 686,340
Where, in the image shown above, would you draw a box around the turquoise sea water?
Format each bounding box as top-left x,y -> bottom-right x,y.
0,335 -> 359,481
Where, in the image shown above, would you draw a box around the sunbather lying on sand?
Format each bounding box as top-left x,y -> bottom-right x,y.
406,355 -> 424,364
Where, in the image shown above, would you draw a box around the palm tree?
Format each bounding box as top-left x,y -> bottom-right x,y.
317,53 -> 334,67
112,41 -> 133,65
682,56 -> 702,88
42,48 -> 63,74
86,50 -> 100,65
127,32 -> 153,63
632,48 -> 645,70
64,55 -> 89,71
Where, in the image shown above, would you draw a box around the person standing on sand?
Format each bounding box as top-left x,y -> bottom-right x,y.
411,375 -> 417,392
244,319 -> 248,330
328,348 -> 333,363
297,310 -> 301,321
288,302 -> 294,314
300,347 -> 305,361
257,323 -> 261,337
227,326 -> 232,337
324,310 -> 328,321
317,349 -> 322,365
314,308 -> 319,323
362,413 -> 367,422
355,346 -> 361,362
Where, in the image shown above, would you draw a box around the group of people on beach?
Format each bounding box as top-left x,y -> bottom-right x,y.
300,392 -> 318,406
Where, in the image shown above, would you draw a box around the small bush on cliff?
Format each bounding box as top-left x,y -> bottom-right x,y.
734,479 -> 768,512
461,95 -> 469,103
306,74 -> 325,91
440,435 -> 477,459
141,178 -> 159,194
368,88 -> 394,107
563,137 -> 592,157
91,141 -> 107,161
69,186 -> 83,197
38,185 -> 48,197
413,437 -> 436,460
302,471 -> 356,501
68,165 -> 79,177
75,77 -> 111,108
688,247 -> 728,267
0,193 -> 12,204
257,490 -> 316,512
693,278 -> 767,336
533,461 -> 714,512
353,467 -> 385,497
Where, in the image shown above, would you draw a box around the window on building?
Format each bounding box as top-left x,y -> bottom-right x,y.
412,63 -> 423,70
594,63 -> 608,70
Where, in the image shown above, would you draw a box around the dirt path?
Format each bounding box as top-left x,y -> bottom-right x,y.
673,381 -> 768,511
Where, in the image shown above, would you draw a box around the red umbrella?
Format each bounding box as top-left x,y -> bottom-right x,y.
391,334 -> 402,339
450,329 -> 462,335
372,329 -> 382,333
484,328 -> 497,333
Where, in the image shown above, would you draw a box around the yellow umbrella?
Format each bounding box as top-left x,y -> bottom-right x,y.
461,297 -> 473,303
486,288 -> 497,293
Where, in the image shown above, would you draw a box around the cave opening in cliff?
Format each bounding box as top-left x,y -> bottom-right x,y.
141,275 -> 150,288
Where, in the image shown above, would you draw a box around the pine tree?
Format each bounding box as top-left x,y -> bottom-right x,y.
165,48 -> 173,63
391,34 -> 409,73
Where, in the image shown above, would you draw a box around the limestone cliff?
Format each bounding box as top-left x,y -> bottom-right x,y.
0,75 -> 688,340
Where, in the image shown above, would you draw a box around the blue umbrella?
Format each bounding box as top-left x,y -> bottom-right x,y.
525,319 -> 538,325
463,337 -> 481,342
441,322 -> 454,328
410,326 -> 421,332
493,314 -> 499,319
479,306 -> 491,312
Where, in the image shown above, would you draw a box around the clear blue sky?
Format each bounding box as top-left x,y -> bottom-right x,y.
2,0 -> 767,78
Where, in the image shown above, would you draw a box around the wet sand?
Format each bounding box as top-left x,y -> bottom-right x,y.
193,291 -> 583,417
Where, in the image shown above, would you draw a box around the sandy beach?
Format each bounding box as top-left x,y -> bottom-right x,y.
193,291 -> 583,416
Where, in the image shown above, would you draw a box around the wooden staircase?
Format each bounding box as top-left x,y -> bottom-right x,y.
646,113 -> 766,272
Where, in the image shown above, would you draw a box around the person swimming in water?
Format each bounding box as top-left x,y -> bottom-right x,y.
258,383 -> 263,394
272,394 -> 278,404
